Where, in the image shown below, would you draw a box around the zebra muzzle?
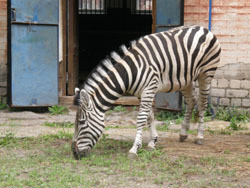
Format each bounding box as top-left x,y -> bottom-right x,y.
71,141 -> 90,160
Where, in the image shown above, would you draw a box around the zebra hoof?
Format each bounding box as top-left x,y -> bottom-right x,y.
195,139 -> 203,145
128,152 -> 138,159
147,142 -> 156,150
179,135 -> 188,142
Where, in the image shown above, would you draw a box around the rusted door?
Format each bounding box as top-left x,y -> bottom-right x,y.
153,0 -> 184,111
9,0 -> 59,107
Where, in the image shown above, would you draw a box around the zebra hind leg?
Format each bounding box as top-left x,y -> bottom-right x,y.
195,76 -> 212,145
180,84 -> 196,142
147,110 -> 158,150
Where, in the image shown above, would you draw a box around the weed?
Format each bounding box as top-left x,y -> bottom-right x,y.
132,106 -> 137,111
228,117 -> 246,131
243,156 -> 250,162
44,121 -> 74,128
156,110 -> 184,124
0,133 -> 16,146
48,105 -> 68,115
220,129 -> 232,135
156,107 -> 213,124
216,107 -> 249,123
157,121 -> 170,131
113,105 -> 127,112
0,102 -> 7,110
200,156 -> 229,167
224,149 -> 231,154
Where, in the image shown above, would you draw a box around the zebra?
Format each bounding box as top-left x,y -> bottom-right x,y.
71,25 -> 221,159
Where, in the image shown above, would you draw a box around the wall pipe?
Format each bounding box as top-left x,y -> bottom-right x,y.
208,0 -> 212,31
208,0 -> 215,118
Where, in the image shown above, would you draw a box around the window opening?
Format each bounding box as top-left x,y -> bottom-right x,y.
78,0 -> 152,15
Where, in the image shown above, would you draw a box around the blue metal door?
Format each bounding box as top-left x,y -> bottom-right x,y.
10,0 -> 59,107
155,0 -> 184,111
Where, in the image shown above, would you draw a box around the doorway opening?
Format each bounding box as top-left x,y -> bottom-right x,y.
77,0 -> 153,86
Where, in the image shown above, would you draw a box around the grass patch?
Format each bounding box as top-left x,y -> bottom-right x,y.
0,133 -> 16,146
0,102 -> 7,110
156,110 -> 184,124
156,121 -> 170,131
216,107 -> 249,131
0,131 -> 245,187
106,105 -> 127,115
48,105 -> 68,115
243,156 -> 250,163
43,122 -> 74,128
155,107 -> 248,133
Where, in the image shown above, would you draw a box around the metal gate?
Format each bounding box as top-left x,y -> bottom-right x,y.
154,0 -> 184,111
9,0 -> 59,107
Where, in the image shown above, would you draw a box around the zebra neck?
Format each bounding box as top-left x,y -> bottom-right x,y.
84,65 -> 128,113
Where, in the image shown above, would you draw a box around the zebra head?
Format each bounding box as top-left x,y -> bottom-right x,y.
72,88 -> 105,160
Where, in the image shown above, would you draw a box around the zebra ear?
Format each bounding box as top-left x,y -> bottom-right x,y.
75,88 -> 80,95
80,89 -> 91,109
74,88 -> 80,105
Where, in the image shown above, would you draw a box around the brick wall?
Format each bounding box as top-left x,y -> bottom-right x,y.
0,0 -> 249,108
0,0 -> 7,103
185,0 -> 250,109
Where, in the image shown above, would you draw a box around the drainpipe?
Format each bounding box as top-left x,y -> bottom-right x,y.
208,0 -> 212,31
208,0 -> 215,118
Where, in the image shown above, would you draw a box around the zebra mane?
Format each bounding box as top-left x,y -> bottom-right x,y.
82,41 -> 137,94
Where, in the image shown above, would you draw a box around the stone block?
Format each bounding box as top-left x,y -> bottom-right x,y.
211,79 -> 217,88
225,63 -> 241,71
224,70 -> 245,80
231,98 -> 241,107
229,80 -> 241,89
245,71 -> 250,80
241,80 -> 250,89
220,98 -> 230,106
226,89 -> 248,98
0,81 -> 7,87
211,88 -> 225,97
0,96 -> 7,104
217,79 -> 229,88
239,63 -> 250,71
214,70 -> 224,79
242,99 -> 250,107
0,87 -> 7,96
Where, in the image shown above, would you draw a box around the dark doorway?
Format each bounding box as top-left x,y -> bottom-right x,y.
77,0 -> 153,86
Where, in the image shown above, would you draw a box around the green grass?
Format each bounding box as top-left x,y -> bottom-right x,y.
216,107 -> 249,130
106,106 -> 127,115
0,131 -> 245,188
243,156 -> 250,163
156,110 -> 184,124
48,105 -> 68,115
0,102 -> 7,110
43,122 -> 74,128
156,121 -> 170,131
155,107 -> 249,132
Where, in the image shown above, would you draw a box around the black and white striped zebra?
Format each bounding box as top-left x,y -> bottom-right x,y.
72,25 -> 221,159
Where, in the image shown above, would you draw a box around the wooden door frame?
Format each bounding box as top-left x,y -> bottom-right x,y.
67,0 -> 79,96
58,0 -> 67,97
59,0 -> 156,105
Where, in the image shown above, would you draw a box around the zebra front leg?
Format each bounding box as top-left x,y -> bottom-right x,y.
147,110 -> 158,150
180,84 -> 195,142
129,93 -> 155,156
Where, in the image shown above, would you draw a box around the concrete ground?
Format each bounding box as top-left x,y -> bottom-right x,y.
1,107 -> 249,142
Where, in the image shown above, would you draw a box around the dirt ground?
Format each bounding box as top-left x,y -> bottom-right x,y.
1,107 -> 250,187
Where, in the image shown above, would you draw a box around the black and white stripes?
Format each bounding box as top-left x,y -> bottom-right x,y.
72,25 -> 221,159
